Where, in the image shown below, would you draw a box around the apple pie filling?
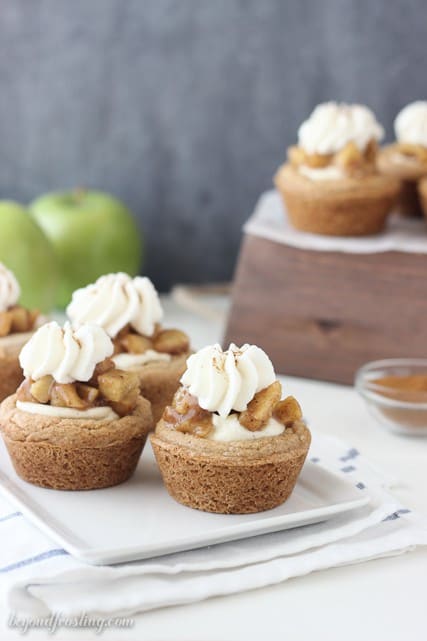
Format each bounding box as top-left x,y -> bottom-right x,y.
112,324 -> 189,357
17,358 -> 140,417
111,325 -> 190,372
0,306 -> 40,337
288,139 -> 378,178
394,142 -> 427,164
163,382 -> 303,439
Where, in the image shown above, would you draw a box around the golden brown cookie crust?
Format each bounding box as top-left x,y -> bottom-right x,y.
0,395 -> 153,490
274,163 -> 399,236
135,353 -> 188,425
150,419 -> 311,513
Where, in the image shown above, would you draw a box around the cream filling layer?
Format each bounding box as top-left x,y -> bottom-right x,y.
112,350 -> 171,371
207,413 -> 285,442
299,165 -> 344,181
16,401 -> 118,421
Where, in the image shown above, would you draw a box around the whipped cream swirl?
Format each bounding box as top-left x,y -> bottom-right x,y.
298,102 -> 384,154
0,263 -> 20,312
395,101 -> 427,146
181,343 -> 276,418
19,321 -> 113,384
67,272 -> 163,338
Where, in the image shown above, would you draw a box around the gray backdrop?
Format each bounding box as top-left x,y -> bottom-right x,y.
0,0 -> 425,290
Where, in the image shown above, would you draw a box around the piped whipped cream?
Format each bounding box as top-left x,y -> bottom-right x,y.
207,413 -> 284,441
19,321 -> 113,384
16,401 -> 118,421
67,272 -> 163,338
395,101 -> 427,147
0,263 -> 20,312
298,102 -> 384,155
299,165 -> 345,181
181,343 -> 276,418
112,350 -> 171,371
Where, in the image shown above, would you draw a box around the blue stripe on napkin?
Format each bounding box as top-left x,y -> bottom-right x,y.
0,548 -> 68,573
0,511 -> 22,523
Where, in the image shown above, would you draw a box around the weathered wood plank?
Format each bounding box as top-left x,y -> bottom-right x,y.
224,235 -> 427,384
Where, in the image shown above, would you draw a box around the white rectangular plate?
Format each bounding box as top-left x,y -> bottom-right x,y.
0,440 -> 369,565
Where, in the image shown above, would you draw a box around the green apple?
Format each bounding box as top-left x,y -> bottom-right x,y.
0,201 -> 57,312
29,189 -> 143,308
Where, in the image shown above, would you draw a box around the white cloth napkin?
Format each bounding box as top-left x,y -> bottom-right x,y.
245,191 -> 427,254
1,431 -> 426,618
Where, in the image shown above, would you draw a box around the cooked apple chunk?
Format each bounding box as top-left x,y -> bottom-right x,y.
273,396 -> 303,426
153,329 -> 189,355
10,306 -> 31,333
288,145 -> 306,167
50,383 -> 89,409
163,388 -> 213,437
121,333 -> 152,354
174,418 -> 213,438
239,380 -> 282,431
16,378 -> 33,402
397,142 -> 427,163
170,387 -> 195,415
111,388 -> 140,417
335,141 -> 363,171
98,369 -> 139,403
30,375 -> 54,403
76,383 -> 99,404
88,358 -> 115,386
304,151 -> 333,168
0,311 -> 12,337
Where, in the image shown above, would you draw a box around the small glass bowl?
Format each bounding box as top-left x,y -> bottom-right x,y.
355,358 -> 427,436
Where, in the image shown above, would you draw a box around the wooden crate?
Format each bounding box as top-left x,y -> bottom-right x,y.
224,233 -> 427,385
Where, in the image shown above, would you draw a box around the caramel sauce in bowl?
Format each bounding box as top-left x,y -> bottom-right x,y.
355,359 -> 427,436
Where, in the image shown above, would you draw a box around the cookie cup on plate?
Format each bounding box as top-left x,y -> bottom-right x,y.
0,394 -> 153,490
274,164 -> 399,236
151,418 -> 311,514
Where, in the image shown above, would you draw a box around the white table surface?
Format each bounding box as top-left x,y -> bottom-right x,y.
2,295 -> 427,641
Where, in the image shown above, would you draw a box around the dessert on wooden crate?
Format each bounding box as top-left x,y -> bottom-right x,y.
275,102 -> 399,236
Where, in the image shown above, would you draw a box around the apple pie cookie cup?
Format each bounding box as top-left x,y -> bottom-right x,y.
0,394 -> 153,490
151,419 -> 310,514
275,164 -> 399,236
